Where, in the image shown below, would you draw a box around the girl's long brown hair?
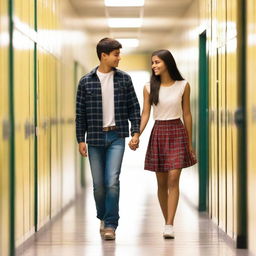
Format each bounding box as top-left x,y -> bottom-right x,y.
150,50 -> 184,105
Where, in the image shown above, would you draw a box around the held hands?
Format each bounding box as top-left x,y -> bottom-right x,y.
128,133 -> 140,151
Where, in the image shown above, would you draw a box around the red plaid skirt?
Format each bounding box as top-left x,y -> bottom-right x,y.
144,119 -> 197,172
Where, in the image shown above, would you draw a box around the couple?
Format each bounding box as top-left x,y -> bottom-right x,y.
75,38 -> 197,241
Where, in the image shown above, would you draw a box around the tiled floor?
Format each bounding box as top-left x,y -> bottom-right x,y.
17,146 -> 250,256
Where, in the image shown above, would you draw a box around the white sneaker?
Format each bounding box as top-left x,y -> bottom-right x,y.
163,225 -> 175,239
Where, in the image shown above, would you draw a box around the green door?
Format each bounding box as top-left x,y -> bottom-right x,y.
198,31 -> 209,211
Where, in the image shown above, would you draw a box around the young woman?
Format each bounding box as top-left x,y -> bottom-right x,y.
129,49 -> 197,239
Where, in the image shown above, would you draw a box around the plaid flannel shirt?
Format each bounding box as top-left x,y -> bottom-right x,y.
76,67 -> 141,146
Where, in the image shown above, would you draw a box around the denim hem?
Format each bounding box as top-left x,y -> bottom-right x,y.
104,225 -> 117,230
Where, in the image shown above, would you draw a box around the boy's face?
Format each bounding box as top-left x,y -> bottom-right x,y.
102,49 -> 121,68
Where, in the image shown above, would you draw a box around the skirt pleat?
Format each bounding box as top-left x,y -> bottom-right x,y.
144,119 -> 197,172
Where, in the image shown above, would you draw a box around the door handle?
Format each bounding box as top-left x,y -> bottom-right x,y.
2,120 -> 10,140
252,105 -> 256,123
234,108 -> 245,127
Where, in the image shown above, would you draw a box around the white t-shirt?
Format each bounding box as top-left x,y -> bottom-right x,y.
97,70 -> 115,127
145,80 -> 187,120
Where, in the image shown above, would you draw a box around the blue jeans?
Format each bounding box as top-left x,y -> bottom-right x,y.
88,131 -> 125,229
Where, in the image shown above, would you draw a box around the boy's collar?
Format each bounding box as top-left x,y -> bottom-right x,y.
92,66 -> 118,75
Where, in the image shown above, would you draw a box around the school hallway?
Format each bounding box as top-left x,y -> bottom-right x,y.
2,0 -> 256,255
16,149 -> 250,256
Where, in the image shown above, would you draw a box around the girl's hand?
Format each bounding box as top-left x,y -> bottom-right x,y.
189,144 -> 196,160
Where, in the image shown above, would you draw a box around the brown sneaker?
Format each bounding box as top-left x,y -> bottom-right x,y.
103,228 -> 116,240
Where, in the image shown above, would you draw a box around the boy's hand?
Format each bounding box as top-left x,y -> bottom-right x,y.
79,142 -> 87,157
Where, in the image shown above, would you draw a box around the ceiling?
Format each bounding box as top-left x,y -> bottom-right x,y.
65,0 -> 194,53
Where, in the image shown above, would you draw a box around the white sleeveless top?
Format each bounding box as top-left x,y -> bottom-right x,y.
145,80 -> 187,120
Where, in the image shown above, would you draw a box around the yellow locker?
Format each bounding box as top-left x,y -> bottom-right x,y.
210,0 -> 221,225
226,39 -> 237,239
22,38 -> 32,242
50,56 -> 61,217
0,1 -> 10,255
209,45 -> 219,223
56,59 -> 62,213
216,0 -> 226,47
29,44 -> 35,236
37,48 -> 44,228
37,0 -> 42,32
46,54 -> 51,218
13,0 -> 22,24
37,47 -> 51,230
12,0 -> 36,245
37,46 -> 42,226
217,45 -> 227,231
208,54 -> 212,218
14,0 -> 34,29
226,0 -> 237,240
227,0 -> 237,41
14,31 -> 25,246
29,0 -> 35,28
246,0 -> 256,253
61,61 -> 76,207
53,0 -> 61,213
14,31 -> 35,246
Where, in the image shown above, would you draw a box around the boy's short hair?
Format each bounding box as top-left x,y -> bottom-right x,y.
96,38 -> 122,60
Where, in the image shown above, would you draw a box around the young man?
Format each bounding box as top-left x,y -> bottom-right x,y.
75,38 -> 140,240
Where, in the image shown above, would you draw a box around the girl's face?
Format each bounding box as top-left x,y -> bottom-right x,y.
151,55 -> 167,76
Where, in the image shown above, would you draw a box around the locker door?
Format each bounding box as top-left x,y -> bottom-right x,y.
28,42 -> 36,239
74,61 -> 86,195
246,0 -> 256,252
209,46 -> 218,223
226,0 -> 238,240
14,31 -> 35,246
209,0 -> 219,225
0,1 -> 11,255
226,39 -> 237,239
217,45 -> 227,231
50,56 -> 62,218
14,30 -> 26,247
37,47 -> 51,230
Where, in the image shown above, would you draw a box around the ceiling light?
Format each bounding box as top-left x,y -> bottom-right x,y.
108,18 -> 142,28
116,38 -> 139,48
105,0 -> 144,7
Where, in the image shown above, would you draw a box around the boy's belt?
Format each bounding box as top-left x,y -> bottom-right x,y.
102,125 -> 117,132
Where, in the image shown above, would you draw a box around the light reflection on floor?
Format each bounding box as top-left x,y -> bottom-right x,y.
18,159 -> 250,256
